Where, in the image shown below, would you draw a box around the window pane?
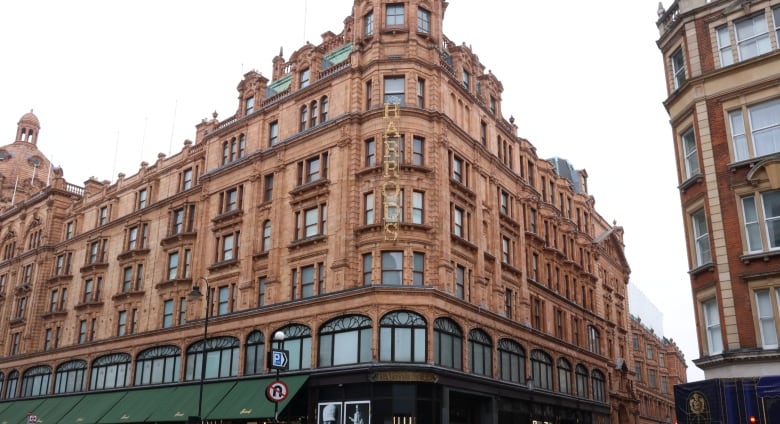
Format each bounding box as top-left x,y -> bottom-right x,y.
756,290 -> 778,348
743,196 -> 763,252
764,190 -> 780,248
730,110 -> 749,161
414,328 -> 425,362
394,328 -> 412,362
380,327 -> 392,361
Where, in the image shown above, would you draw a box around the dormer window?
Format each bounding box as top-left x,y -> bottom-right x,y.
300,68 -> 310,89
246,96 -> 255,115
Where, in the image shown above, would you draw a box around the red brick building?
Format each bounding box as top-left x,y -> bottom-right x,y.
0,1 -> 683,423
657,0 -> 780,422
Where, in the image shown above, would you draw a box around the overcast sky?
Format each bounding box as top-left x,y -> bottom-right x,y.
0,0 -> 701,381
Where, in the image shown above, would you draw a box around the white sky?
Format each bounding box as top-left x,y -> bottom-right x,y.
0,0 -> 701,381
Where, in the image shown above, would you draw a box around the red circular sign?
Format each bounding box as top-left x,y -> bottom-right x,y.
266,381 -> 289,403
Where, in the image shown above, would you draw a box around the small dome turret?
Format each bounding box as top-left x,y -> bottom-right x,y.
16,109 -> 41,145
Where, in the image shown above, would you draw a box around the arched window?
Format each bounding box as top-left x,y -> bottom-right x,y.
320,96 -> 329,122
433,317 -> 462,370
21,365 -> 51,397
54,360 -> 87,394
468,329 -> 492,376
262,220 -> 272,252
530,350 -> 552,390
319,315 -> 372,367
185,336 -> 240,381
310,101 -> 318,126
557,358 -> 572,394
245,330 -> 265,375
276,324 -> 312,370
91,353 -> 131,390
498,338 -> 525,383
592,369 -> 606,402
300,105 -> 308,132
379,310 -> 426,363
575,364 -> 589,398
587,325 -> 601,354
5,370 -> 19,399
134,345 -> 181,386
238,134 -> 246,158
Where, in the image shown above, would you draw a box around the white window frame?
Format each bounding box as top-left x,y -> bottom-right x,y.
755,289 -> 779,349
682,127 -> 699,178
716,25 -> 734,66
703,298 -> 723,355
691,209 -> 711,267
735,13 -> 771,61
671,47 -> 686,89
732,99 -> 780,161
742,190 -> 780,253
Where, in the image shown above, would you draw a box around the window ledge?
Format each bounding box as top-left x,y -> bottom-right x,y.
14,284 -> 32,294
354,223 -> 384,237
381,26 -> 409,35
155,277 -> 193,290
47,274 -> 74,285
208,258 -> 239,272
80,262 -> 109,273
74,300 -> 105,311
288,235 -> 327,250
449,179 -> 476,202
501,262 -> 523,277
678,173 -> 703,192
160,231 -> 197,247
41,310 -> 68,319
740,249 -> 780,265
290,178 -> 330,201
117,248 -> 151,262
111,290 -> 146,301
689,262 -> 715,276
451,234 -> 478,252
212,209 -> 243,225
9,317 -> 25,328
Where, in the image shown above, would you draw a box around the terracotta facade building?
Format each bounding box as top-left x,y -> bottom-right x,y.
628,315 -> 686,424
657,0 -> 780,422
0,1 -> 681,423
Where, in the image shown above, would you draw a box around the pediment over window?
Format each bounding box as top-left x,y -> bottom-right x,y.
746,154 -> 780,188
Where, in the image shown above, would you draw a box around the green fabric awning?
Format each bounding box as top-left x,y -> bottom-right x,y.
96,387 -> 175,423
208,375 -> 308,421
18,395 -> 84,424
59,391 -> 125,424
0,398 -> 45,424
146,382 -> 234,422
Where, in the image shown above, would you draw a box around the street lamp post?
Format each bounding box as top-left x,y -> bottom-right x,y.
272,331 -> 285,422
188,277 -> 210,424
